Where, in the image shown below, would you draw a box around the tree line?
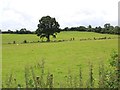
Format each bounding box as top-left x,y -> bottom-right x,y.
62,23 -> 120,34
1,28 -> 35,34
1,24 -> 120,35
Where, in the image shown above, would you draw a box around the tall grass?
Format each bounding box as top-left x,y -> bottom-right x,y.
98,61 -> 106,88
2,51 -> 119,88
79,66 -> 83,88
86,63 -> 94,88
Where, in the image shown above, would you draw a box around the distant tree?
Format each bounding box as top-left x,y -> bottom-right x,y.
78,26 -> 87,31
95,26 -> 102,33
104,23 -> 110,33
15,30 -> 19,34
109,26 -> 114,34
8,30 -> 13,34
36,16 -> 60,42
69,27 -> 77,31
18,28 -> 32,34
63,27 -> 69,31
104,23 -> 110,29
114,26 -> 120,34
19,28 -> 26,34
87,25 -> 92,32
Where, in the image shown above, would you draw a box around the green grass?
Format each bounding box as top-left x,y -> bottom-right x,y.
2,31 -> 118,87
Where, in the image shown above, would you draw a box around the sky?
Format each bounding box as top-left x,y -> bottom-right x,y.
0,0 -> 119,31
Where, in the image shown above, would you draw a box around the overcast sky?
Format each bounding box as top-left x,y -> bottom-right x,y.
0,0 -> 119,31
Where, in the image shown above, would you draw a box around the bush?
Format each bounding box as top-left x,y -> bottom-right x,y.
98,51 -> 119,88
106,51 -> 119,88
23,40 -> 27,43
13,41 -> 16,44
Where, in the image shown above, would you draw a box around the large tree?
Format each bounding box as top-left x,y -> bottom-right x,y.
36,16 -> 60,42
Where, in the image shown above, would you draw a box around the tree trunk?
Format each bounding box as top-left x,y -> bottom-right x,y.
46,34 -> 50,42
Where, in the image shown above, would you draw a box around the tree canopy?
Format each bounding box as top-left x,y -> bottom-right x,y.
36,16 -> 60,42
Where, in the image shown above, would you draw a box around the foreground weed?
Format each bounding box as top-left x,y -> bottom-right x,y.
24,66 -> 29,88
79,66 -> 83,88
5,73 -> 13,88
86,63 -> 94,88
67,69 -> 73,88
37,60 -> 45,88
31,66 -> 38,88
98,61 -> 106,88
46,71 -> 53,88
3,72 -> 18,88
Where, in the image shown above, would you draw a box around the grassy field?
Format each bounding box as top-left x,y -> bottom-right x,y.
2,31 -> 118,87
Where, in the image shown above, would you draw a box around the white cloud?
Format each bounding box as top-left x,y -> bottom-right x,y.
0,0 -> 119,31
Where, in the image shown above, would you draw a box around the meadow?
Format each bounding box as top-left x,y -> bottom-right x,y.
2,31 -> 118,87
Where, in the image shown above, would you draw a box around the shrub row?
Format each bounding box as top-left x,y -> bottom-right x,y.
7,36 -> 114,45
